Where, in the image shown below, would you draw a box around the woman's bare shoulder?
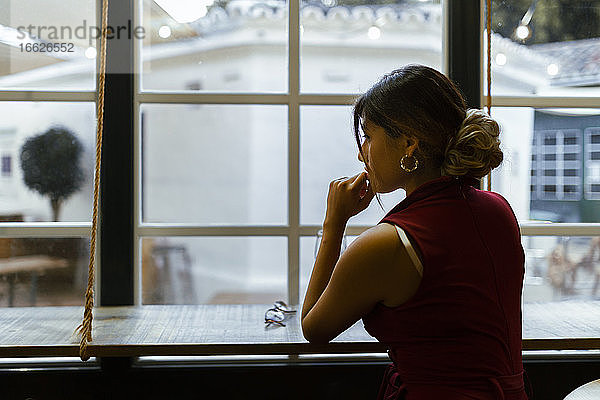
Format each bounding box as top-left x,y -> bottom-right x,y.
356,223 -> 422,307
353,223 -> 405,261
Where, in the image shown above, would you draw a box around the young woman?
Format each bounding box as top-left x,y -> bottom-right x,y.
301,65 -> 532,400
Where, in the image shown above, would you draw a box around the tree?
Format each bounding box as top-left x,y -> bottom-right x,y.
20,126 -> 85,222
490,0 -> 600,44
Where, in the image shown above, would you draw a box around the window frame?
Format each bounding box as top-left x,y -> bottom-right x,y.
0,0 -> 598,352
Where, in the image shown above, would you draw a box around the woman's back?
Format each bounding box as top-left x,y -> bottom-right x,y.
363,174 -> 529,400
301,65 -> 528,398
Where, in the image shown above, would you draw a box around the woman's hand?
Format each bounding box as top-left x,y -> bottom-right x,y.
325,171 -> 375,225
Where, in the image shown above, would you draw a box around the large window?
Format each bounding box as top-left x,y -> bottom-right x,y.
1,0 -> 599,355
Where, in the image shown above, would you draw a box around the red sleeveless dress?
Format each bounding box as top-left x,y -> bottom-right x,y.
362,175 -> 532,400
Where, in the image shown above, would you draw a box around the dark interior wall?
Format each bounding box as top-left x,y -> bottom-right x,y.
2,357 -> 600,400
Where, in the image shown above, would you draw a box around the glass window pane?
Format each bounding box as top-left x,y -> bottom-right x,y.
300,235 -> 358,305
142,236 -> 286,304
301,0 -> 442,93
301,105 -> 404,225
523,235 -> 600,303
0,102 -> 95,222
141,0 -> 288,92
490,107 -> 600,222
486,1 -> 600,97
142,104 -> 287,224
0,237 -> 90,307
0,0 -> 96,90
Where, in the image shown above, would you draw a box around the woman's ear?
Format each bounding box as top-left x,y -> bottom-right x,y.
403,136 -> 419,155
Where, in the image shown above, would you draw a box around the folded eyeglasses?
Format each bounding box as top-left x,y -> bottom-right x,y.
264,300 -> 296,327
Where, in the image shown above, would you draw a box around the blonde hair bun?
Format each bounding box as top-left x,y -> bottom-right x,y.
441,108 -> 503,179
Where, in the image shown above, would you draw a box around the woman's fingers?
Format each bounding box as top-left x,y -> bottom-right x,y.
348,171 -> 367,190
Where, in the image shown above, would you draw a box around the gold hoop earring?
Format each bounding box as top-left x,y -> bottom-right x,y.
400,154 -> 418,172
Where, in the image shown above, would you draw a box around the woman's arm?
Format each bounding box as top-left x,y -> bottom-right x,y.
301,171 -> 384,343
301,218 -> 346,321
302,172 -> 373,322
301,223 -> 409,344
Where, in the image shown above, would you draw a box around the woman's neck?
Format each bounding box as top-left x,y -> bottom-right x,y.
403,169 -> 443,197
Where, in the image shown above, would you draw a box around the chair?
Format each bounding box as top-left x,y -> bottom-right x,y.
563,378 -> 600,400
150,241 -> 195,304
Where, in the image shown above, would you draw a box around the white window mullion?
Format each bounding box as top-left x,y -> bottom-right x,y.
0,91 -> 95,102
138,225 -> 291,236
133,0 -> 142,306
137,92 -> 290,104
137,92 -> 359,105
298,94 -> 357,105
288,0 -> 301,307
133,0 -> 148,306
520,223 -> 600,236
488,96 -> 600,108
133,97 -> 142,306
0,223 -> 91,238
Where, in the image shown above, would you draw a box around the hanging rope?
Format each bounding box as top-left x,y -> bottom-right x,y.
486,0 -> 492,191
73,0 -> 108,362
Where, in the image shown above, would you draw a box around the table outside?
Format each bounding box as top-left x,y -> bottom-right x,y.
0,256 -> 69,307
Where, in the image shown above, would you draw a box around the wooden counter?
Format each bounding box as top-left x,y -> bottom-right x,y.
1,300 -> 599,358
